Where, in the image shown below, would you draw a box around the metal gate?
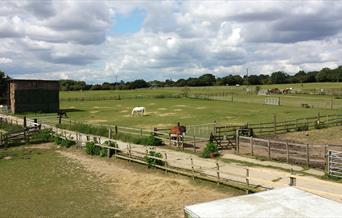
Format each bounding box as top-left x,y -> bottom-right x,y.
328,150 -> 342,178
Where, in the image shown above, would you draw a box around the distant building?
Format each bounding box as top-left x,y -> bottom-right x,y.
8,79 -> 59,113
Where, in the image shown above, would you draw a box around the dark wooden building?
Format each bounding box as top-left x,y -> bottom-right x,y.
8,79 -> 59,113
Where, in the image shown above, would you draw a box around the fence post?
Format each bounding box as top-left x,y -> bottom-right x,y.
190,157 -> 195,180
235,130 -> 240,154
250,137 -> 254,156
317,112 -> 320,124
268,140 -> 271,160
306,144 -> 310,168
245,168 -> 250,186
115,125 -> 118,134
273,114 -> 277,135
108,128 -> 112,139
330,99 -> 333,110
164,153 -> 168,173
193,135 -> 196,152
0,132 -> 2,146
324,145 -> 328,172
216,160 -> 220,185
286,142 -> 289,163
23,116 -> 27,127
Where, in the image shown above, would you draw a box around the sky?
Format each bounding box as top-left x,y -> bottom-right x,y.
1,0 -> 342,84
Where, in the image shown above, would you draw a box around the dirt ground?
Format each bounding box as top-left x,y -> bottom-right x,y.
273,126 -> 342,146
57,149 -> 242,217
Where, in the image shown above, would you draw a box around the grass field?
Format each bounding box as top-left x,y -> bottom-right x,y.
0,146 -> 242,217
0,147 -> 126,217
25,82 -> 342,130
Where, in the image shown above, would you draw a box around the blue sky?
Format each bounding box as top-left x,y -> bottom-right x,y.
111,9 -> 145,33
0,1 -> 342,83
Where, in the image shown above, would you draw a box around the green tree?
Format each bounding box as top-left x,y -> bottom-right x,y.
270,71 -> 289,84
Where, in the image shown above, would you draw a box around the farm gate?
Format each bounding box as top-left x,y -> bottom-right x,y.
328,150 -> 342,178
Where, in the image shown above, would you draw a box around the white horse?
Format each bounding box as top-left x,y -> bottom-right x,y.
131,107 -> 145,116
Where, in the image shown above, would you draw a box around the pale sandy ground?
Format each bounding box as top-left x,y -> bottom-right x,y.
57,149 -> 240,218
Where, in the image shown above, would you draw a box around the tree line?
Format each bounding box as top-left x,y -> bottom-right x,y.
1,66 -> 341,95
59,66 -> 342,91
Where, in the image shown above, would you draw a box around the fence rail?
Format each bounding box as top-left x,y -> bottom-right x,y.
328,150 -> 342,178
237,136 -> 342,169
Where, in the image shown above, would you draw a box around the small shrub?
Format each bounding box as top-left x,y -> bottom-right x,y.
30,129 -> 53,144
85,142 -> 100,155
134,134 -> 163,146
314,121 -> 326,129
201,142 -> 219,158
296,124 -> 309,131
53,136 -> 63,145
144,151 -> 164,167
61,138 -> 76,148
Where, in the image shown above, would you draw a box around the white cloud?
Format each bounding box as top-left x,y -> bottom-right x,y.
0,57 -> 13,64
1,1 -> 342,83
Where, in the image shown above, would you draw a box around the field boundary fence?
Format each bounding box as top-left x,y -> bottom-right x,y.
237,136 -> 342,169
328,150 -> 342,178
213,113 -> 342,140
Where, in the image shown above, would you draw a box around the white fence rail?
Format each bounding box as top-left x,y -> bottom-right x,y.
328,150 -> 342,178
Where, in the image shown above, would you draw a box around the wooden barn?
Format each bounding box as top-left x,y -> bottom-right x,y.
7,79 -> 59,114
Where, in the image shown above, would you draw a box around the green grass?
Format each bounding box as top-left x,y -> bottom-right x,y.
32,97 -> 338,129
21,82 -> 342,131
0,148 -> 140,217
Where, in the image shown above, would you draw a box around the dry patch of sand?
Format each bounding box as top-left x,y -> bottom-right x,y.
174,105 -> 187,107
90,111 -> 99,114
57,150 -> 239,217
149,103 -> 156,105
120,110 -> 128,113
88,119 -> 108,123
195,106 -> 207,110
158,108 -> 167,111
158,113 -> 176,117
174,109 -> 183,112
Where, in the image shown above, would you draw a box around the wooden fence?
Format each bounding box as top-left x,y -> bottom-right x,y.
214,113 -> 342,139
328,150 -> 342,178
55,130 -> 274,193
237,136 -> 342,169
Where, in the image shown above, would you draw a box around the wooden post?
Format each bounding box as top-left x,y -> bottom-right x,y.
250,137 -> 254,156
278,97 -> 281,106
273,114 -> 277,135
330,99 -> 333,110
289,176 -> 296,186
128,144 -> 132,161
0,132 -> 2,146
23,116 -> 27,127
235,130 -> 240,154
190,157 -> 195,180
245,168 -> 250,186
317,112 -> 320,124
268,140 -> 271,160
216,161 -> 220,185
286,142 -> 289,163
107,146 -> 111,158
140,128 -> 143,137
324,145 -> 328,173
115,125 -> 118,134
193,135 -> 196,152
108,128 -> 112,139
164,153 -> 168,173
306,144 -> 310,167
231,93 -> 234,102
259,122 -> 261,136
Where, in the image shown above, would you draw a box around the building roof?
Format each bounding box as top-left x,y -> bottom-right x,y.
184,187 -> 342,218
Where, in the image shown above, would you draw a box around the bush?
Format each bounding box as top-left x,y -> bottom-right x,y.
61,138 -> 76,148
85,142 -> 100,155
315,121 -> 326,129
134,134 -> 163,146
144,151 -> 164,167
52,135 -> 75,148
296,124 -> 309,131
30,129 -> 53,144
201,142 -> 219,158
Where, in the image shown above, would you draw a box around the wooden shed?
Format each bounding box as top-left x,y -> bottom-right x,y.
7,79 -> 59,113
